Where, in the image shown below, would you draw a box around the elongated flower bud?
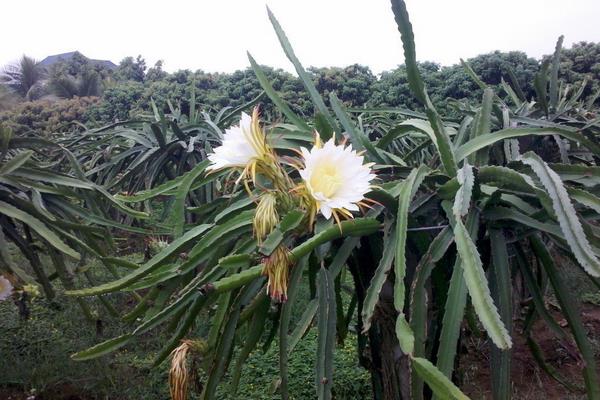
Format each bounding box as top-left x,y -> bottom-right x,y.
254,192 -> 279,244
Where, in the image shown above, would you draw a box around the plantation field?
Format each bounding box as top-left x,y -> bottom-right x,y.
1,1 -> 600,399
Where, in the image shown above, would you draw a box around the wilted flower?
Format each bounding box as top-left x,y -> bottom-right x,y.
207,107 -> 271,176
0,275 -> 13,301
169,339 -> 208,400
262,246 -> 292,302
299,137 -> 376,221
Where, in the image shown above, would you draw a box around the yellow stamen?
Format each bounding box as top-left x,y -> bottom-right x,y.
309,162 -> 343,198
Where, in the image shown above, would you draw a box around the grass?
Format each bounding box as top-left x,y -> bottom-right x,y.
0,254 -> 372,399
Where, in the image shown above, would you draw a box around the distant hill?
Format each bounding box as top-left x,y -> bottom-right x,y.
39,51 -> 117,70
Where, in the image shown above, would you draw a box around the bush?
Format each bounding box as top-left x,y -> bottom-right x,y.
0,96 -> 99,135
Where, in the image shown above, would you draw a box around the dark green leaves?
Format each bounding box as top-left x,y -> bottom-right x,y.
521,152 -> 600,277
316,267 -> 336,400
389,0 -> 457,176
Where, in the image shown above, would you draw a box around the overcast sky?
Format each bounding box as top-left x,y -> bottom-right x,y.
2,0 -> 599,74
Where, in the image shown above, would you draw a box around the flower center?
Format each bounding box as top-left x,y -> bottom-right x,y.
310,162 -> 342,198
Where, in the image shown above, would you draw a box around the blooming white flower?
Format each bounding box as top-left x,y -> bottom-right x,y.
299,138 -> 376,220
207,111 -> 267,171
0,275 -> 13,301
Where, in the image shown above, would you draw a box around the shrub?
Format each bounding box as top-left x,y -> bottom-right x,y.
0,96 -> 99,135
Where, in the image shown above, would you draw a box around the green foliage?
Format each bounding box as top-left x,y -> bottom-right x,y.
545,41 -> 600,104
0,274 -> 370,399
1,2 -> 600,400
114,55 -> 147,82
58,3 -> 599,399
0,97 -> 100,135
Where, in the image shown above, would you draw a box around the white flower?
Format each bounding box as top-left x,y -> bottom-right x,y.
0,275 -> 13,301
299,138 -> 375,219
207,111 -> 267,171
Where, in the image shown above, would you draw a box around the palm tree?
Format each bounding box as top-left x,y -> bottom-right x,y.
48,66 -> 102,98
1,55 -> 46,100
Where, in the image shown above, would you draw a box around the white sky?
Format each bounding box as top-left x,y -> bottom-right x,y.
2,0 -> 599,74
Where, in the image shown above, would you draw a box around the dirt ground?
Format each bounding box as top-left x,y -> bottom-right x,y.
461,303 -> 600,400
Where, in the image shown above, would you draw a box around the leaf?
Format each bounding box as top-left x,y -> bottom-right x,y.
248,52 -> 310,131
290,218 -> 380,261
0,150 -> 33,175
526,335 -> 582,392
435,211 -> 478,379
514,245 -> 566,339
483,206 -> 563,238
230,293 -> 270,394
521,152 -> 600,277
460,59 -> 488,91
504,66 -> 526,102
395,315 -> 414,354
279,256 -> 308,398
549,36 -> 564,111
410,227 -> 454,360
472,88 -> 493,166
394,165 -> 430,312
0,200 -> 80,260
452,163 -> 474,218
451,170 -> 511,349
500,78 -> 522,107
453,216 -> 511,349
314,113 -> 334,141
267,6 -> 338,132
211,217 -> 381,296
412,357 -> 470,400
389,0 -> 457,176
11,167 -> 95,189
171,160 -> 210,237
71,334 -> 132,361
534,59 -> 550,115
66,224 -> 212,296
362,219 -> 397,332
316,267 -> 336,400
329,92 -> 385,163
455,127 -> 600,162
489,229 -> 512,400
153,296 -> 209,368
569,188 -> 600,215
288,299 -> 318,354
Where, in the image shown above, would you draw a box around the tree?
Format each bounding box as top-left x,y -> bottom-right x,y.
310,64 -> 376,107
1,55 -> 46,100
115,55 -> 146,82
550,41 -> 600,103
47,62 -> 102,99
146,60 -> 168,82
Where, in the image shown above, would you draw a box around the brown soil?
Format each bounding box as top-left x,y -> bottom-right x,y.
460,303 -> 600,400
